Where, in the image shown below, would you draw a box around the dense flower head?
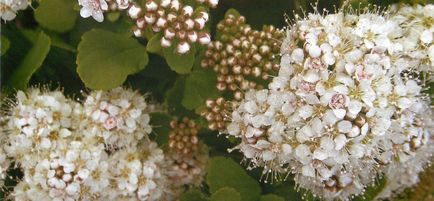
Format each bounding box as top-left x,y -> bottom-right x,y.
225,9 -> 434,200
0,0 -> 29,21
389,4 -> 434,80
200,97 -> 233,132
104,141 -> 169,201
0,87 -> 181,200
128,0 -> 214,54
83,87 -> 152,149
3,88 -> 82,168
201,13 -> 284,100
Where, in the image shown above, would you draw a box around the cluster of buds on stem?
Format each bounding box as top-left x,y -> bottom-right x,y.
165,117 -> 208,191
168,117 -> 201,156
201,13 -> 284,99
200,97 -> 234,132
128,0 -> 214,54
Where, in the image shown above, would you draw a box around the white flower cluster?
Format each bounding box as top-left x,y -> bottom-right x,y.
83,87 -> 152,149
128,0 -> 213,54
78,0 -> 131,22
226,7 -> 433,200
390,4 -> 434,80
0,0 -> 29,21
2,87 -> 175,200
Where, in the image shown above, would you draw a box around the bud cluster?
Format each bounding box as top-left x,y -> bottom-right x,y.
165,117 -> 208,198
195,0 -> 219,8
128,0 -> 214,54
200,97 -> 233,132
201,13 -> 284,99
168,117 -> 200,155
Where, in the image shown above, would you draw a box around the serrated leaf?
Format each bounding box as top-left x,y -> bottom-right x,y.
8,31 -> 51,90
147,33 -> 163,54
35,0 -> 77,33
182,68 -> 219,110
211,187 -> 241,201
206,157 -> 261,201
260,194 -> 285,201
180,188 -> 209,201
149,112 -> 173,146
77,29 -> 148,90
163,43 -> 196,74
1,35 -> 10,55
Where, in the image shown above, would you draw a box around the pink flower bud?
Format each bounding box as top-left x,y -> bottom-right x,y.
161,37 -> 172,48
128,4 -> 142,19
177,42 -> 191,54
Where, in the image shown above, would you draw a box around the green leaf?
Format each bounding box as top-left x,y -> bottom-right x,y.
149,112 -> 173,146
107,12 -> 121,22
8,31 -> 51,90
77,29 -> 148,90
182,68 -> 219,110
354,177 -> 387,201
163,43 -> 196,74
147,33 -> 163,54
206,157 -> 261,201
35,0 -> 77,33
211,188 -> 241,201
260,194 -> 285,201
1,35 -> 10,55
180,188 -> 209,201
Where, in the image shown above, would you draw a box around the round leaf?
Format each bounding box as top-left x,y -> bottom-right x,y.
180,188 -> 209,201
163,43 -> 195,74
211,188 -> 241,201
35,0 -> 77,33
77,29 -> 148,90
182,68 -> 219,110
206,157 -> 261,201
147,33 -> 163,54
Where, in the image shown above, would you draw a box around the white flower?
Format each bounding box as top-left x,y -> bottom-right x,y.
78,0 -> 108,22
0,0 -> 29,21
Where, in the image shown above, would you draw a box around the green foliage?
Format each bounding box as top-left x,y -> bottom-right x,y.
147,33 -> 163,54
77,29 -> 148,90
1,35 -> 10,56
180,188 -> 209,201
163,43 -> 196,74
149,112 -> 173,146
8,31 -> 51,90
206,157 -> 261,201
182,67 -> 219,110
211,187 -> 241,201
35,0 -> 78,33
259,194 -> 285,201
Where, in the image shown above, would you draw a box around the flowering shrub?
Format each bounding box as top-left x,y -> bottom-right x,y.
1,0 -> 433,201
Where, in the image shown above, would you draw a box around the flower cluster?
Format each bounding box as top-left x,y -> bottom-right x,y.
83,87 -> 152,149
224,8 -> 433,200
200,97 -> 233,132
1,87 -> 175,200
164,117 -> 208,198
389,4 -> 434,80
201,13 -> 284,99
128,0 -> 214,54
0,0 -> 29,21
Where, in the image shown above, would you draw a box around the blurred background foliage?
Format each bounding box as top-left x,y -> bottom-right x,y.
1,0 -> 434,200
